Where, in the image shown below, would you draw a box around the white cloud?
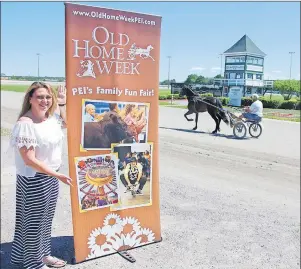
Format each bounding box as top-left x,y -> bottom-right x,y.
272,70 -> 282,73
190,67 -> 206,71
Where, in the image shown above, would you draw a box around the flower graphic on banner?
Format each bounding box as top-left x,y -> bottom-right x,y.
106,233 -> 142,251
121,216 -> 141,235
102,213 -> 123,236
139,228 -> 156,245
86,213 -> 155,260
87,227 -> 114,257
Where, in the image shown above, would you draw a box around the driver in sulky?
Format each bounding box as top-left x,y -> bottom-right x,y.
238,94 -> 263,122
119,157 -> 146,195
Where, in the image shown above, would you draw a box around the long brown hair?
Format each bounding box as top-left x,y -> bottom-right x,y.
18,82 -> 58,119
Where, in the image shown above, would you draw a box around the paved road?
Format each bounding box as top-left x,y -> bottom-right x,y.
1,91 -> 300,269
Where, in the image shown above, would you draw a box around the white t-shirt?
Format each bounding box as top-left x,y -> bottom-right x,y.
10,114 -> 64,177
250,100 -> 263,117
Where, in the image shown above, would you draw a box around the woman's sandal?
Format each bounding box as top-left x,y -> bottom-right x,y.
42,256 -> 67,268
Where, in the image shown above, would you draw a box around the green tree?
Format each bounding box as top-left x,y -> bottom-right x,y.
195,75 -> 206,84
274,79 -> 300,100
214,74 -> 223,79
160,80 -> 169,85
185,74 -> 198,84
207,78 -> 214,85
195,76 -> 214,85
160,79 -> 176,85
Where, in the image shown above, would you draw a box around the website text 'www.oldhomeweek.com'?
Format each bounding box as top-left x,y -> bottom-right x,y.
72,10 -> 156,26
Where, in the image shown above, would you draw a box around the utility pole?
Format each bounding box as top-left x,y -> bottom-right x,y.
219,53 -> 224,97
167,56 -> 171,90
167,56 -> 173,104
219,53 -> 223,76
37,53 -> 40,81
289,51 -> 295,80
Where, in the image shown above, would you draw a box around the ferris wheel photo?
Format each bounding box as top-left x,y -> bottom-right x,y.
74,154 -> 119,213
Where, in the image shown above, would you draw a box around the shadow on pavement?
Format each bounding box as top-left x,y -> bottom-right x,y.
159,126 -> 251,140
0,236 -> 75,268
159,126 -> 207,134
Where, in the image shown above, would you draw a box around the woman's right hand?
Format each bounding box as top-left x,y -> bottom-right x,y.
55,173 -> 73,186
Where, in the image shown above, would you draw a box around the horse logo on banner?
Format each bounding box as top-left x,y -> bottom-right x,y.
128,44 -> 155,61
76,60 -> 96,79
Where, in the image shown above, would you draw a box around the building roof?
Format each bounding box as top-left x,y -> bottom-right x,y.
224,35 -> 266,57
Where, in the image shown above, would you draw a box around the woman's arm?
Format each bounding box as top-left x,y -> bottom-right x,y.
19,146 -> 73,186
58,104 -> 67,128
56,85 -> 67,128
19,146 -> 60,177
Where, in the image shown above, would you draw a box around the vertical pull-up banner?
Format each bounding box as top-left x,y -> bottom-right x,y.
65,3 -> 162,263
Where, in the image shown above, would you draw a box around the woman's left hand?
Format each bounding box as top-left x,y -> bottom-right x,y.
57,85 -> 67,105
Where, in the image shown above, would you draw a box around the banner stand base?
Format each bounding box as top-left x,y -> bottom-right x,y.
116,250 -> 136,263
71,237 -> 163,265
71,251 -> 136,264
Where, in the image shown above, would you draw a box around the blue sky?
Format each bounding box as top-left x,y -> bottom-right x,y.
1,1 -> 300,81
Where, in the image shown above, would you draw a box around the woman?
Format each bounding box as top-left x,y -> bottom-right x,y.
9,82 -> 72,269
122,105 -> 147,142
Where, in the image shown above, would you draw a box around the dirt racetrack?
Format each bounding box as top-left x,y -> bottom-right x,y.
1,91 -> 300,269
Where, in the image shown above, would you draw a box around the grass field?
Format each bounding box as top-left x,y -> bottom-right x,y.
159,89 -> 171,95
1,84 -> 32,92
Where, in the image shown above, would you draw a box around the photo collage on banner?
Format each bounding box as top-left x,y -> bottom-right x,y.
76,99 -> 153,212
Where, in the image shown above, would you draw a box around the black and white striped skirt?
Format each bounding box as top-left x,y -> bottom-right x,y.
10,173 -> 59,269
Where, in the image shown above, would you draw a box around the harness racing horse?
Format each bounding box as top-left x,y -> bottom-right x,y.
179,85 -> 230,134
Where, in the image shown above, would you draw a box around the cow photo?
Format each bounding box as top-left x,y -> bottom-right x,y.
81,99 -> 150,150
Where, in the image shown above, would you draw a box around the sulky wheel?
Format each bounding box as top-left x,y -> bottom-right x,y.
233,122 -> 247,139
249,122 -> 262,138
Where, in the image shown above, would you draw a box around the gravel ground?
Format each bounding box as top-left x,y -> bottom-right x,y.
1,91 -> 300,269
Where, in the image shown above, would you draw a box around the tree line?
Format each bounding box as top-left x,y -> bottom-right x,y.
161,73 -> 300,100
1,75 -> 65,82
160,74 -> 223,85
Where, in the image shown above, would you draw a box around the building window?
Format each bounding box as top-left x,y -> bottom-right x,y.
236,74 -> 241,79
229,73 -> 236,79
247,73 -> 253,79
246,56 -> 263,66
256,74 -> 262,80
258,58 -> 263,65
247,88 -> 252,94
256,88 -> 262,94
226,56 -> 245,63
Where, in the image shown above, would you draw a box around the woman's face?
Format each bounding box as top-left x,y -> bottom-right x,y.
87,106 -> 96,116
30,87 -> 53,113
